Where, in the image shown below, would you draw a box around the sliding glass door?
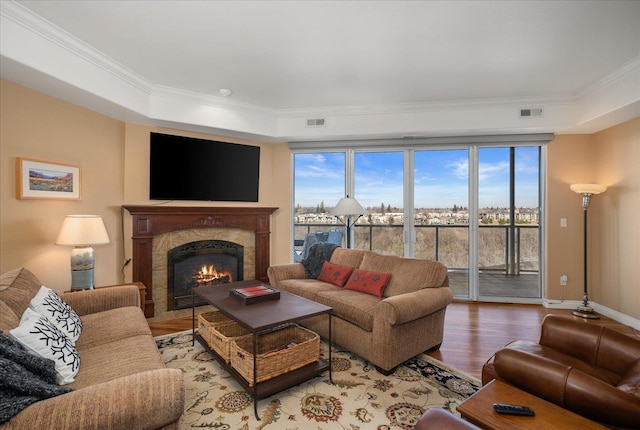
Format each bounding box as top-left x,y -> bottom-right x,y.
414,149 -> 470,297
477,146 -> 541,299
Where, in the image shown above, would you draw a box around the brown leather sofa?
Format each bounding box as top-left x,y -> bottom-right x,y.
482,315 -> 640,429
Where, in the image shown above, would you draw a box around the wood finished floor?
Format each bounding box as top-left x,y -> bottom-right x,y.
148,302 -> 639,380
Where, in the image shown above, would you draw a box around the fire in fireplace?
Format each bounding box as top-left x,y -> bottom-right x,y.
193,264 -> 233,285
167,240 -> 243,310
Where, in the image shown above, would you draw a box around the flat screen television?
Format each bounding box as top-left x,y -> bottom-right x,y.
149,132 -> 260,202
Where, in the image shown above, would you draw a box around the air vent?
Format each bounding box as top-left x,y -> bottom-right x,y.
306,118 -> 326,127
519,108 -> 544,118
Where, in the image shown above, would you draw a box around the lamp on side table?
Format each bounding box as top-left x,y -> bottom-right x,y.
56,215 -> 110,291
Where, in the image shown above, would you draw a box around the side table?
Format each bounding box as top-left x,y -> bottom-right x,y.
457,380 -> 608,429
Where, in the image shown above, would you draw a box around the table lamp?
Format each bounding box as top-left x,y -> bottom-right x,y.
56,215 -> 110,290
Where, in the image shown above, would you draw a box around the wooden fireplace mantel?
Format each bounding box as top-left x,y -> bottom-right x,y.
123,205 -> 278,317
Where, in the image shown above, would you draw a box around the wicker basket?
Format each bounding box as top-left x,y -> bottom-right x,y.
197,310 -> 232,346
209,321 -> 251,362
230,324 -> 320,386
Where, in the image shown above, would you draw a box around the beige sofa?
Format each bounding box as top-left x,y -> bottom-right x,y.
267,248 -> 452,374
0,268 -> 184,429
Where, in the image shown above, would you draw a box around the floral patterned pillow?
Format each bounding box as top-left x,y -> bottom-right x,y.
29,286 -> 82,344
344,269 -> 391,297
317,261 -> 354,287
10,308 -> 80,385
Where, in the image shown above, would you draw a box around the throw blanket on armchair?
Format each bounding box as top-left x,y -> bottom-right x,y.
302,242 -> 339,278
0,331 -> 72,424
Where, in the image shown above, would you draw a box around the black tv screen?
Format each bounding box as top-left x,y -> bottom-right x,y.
149,133 -> 260,202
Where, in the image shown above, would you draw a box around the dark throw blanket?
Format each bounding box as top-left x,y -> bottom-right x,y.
0,331 -> 72,424
302,242 -> 339,278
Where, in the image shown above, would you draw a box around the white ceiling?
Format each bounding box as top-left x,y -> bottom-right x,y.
1,0 -> 639,142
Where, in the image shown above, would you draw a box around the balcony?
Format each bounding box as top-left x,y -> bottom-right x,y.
294,223 -> 540,298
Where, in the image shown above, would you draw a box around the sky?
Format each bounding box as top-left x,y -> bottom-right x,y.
294,147 -> 540,209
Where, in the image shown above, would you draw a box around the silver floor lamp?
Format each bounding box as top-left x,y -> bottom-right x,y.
570,183 -> 607,319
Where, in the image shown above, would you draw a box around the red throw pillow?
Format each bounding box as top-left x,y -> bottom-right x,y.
344,269 -> 391,297
317,261 -> 354,287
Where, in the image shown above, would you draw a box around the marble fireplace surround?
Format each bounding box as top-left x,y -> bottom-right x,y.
123,206 -> 278,317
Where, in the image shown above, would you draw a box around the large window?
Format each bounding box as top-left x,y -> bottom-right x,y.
293,152 -> 345,259
354,151 -> 404,256
291,134 -> 550,302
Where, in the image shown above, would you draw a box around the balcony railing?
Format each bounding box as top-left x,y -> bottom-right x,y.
294,223 -> 539,276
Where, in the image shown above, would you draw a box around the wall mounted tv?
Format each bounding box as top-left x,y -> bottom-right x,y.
149,132 -> 260,202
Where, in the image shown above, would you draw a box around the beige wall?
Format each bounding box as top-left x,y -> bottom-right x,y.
545,119 -> 640,321
120,123 -> 292,283
1,80 -> 292,294
545,134 -> 595,303
0,80 -> 125,292
592,119 -> 639,319
1,79 -> 638,321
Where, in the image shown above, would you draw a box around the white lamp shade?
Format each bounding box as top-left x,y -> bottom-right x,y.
56,215 -> 110,246
331,197 -> 366,216
570,183 -> 607,195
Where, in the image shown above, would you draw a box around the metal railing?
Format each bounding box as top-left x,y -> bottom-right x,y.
294,223 -> 539,275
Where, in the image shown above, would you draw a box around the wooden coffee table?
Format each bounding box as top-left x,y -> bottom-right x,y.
191,280 -> 332,420
457,380 -> 608,429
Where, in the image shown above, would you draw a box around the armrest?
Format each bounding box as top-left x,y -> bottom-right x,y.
377,287 -> 453,325
60,285 -> 140,316
8,369 -> 185,429
267,263 -> 308,287
494,348 -> 640,428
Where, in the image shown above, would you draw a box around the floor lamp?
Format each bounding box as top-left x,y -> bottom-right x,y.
332,196 -> 366,249
570,183 -> 607,319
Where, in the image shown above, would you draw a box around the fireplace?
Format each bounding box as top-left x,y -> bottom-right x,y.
167,240 -> 243,310
123,205 -> 278,317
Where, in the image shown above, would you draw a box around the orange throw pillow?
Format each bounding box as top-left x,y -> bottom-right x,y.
344,269 -> 391,297
317,261 -> 354,287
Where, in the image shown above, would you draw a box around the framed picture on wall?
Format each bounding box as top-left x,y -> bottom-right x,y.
16,157 -> 81,200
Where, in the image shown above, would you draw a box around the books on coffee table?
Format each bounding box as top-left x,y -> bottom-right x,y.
230,284 -> 280,305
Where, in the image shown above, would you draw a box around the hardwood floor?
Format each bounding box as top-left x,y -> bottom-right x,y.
148,301 -> 639,380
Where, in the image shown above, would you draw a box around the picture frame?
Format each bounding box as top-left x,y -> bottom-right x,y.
16,157 -> 81,200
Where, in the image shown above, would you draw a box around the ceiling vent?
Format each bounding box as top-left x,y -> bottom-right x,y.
519,107 -> 544,118
306,118 -> 326,127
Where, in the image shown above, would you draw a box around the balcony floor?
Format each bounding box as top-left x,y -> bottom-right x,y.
449,270 -> 540,298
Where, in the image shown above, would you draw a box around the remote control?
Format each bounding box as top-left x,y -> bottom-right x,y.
493,403 -> 535,416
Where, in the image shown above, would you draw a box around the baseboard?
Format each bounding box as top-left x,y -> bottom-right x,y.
591,303 -> 640,331
541,299 -> 581,309
543,299 -> 640,331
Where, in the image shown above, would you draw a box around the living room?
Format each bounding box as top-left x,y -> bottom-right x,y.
1,1 -> 639,428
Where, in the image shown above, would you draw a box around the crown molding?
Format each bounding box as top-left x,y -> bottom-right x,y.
2,0 -> 637,141
1,1 -> 151,93
575,56 -> 640,101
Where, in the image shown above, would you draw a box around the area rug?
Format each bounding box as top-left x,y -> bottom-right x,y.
156,331 -> 481,430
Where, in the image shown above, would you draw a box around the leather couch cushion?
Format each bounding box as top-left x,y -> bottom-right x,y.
498,340 -> 620,385
618,359 -> 640,396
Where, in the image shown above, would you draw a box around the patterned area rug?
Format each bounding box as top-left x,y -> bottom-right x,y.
156,331 -> 481,430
